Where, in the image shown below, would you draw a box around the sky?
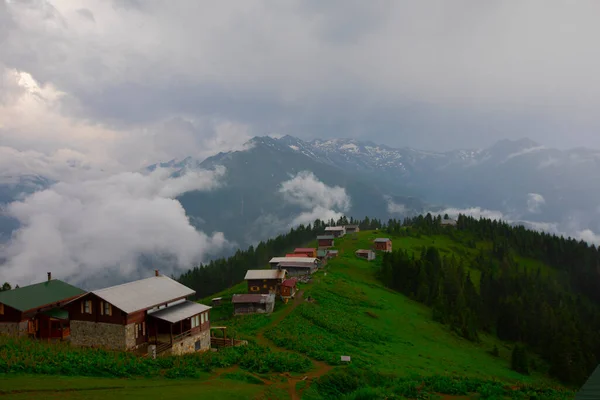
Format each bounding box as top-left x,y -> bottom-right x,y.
2,0 -> 600,177
2,0 -> 600,285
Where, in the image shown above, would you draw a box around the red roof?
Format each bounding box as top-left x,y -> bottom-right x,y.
286,253 -> 307,257
294,248 -> 315,252
282,279 -> 297,288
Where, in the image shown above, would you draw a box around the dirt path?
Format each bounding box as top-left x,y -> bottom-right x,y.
253,290 -> 334,400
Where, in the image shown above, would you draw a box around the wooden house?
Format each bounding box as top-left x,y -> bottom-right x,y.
269,257 -> 318,268
244,270 -> 287,294
273,261 -> 317,277
324,226 -> 346,237
344,225 -> 360,233
576,364 -> 600,399
285,253 -> 307,258
317,235 -> 335,248
356,249 -> 376,261
232,294 -> 275,315
65,271 -> 208,354
328,250 -> 339,258
0,273 -> 85,340
373,238 -> 392,252
280,279 -> 297,303
294,248 -> 317,258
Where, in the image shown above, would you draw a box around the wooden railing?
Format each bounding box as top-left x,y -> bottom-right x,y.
210,337 -> 248,348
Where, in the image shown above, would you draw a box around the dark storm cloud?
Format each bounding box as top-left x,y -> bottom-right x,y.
3,0 -> 600,153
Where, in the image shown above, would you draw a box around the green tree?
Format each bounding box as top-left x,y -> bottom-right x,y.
511,344 -> 529,375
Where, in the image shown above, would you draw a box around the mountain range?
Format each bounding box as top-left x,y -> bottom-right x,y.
2,136 -> 600,248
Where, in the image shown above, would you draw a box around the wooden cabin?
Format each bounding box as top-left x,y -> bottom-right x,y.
0,273 -> 85,340
273,261 -> 317,277
285,253 -> 307,258
317,235 -> 335,248
344,225 -> 360,234
356,249 -> 376,261
65,271 -> 204,353
280,279 -> 297,303
244,270 -> 287,295
324,226 -> 346,237
294,248 -> 317,258
232,294 -> 275,315
373,238 -> 392,252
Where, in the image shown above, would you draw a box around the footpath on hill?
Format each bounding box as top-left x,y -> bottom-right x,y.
253,289 -> 334,400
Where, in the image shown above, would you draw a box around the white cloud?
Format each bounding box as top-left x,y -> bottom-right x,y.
385,196 -> 407,215
576,229 -> 600,246
279,171 -> 351,227
526,193 -> 546,214
0,166 -> 229,287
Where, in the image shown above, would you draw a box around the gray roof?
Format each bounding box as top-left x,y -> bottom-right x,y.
232,293 -> 275,304
356,249 -> 374,254
577,365 -> 600,400
325,226 -> 345,231
149,301 -> 211,324
317,235 -> 334,240
277,262 -> 316,268
244,269 -> 286,280
374,238 -> 391,243
92,275 -> 195,314
269,257 -> 317,265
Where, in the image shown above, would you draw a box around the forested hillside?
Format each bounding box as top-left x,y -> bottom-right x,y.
381,214 -> 600,386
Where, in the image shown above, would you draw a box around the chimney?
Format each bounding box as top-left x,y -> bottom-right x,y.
154,269 -> 159,277
47,272 -> 51,281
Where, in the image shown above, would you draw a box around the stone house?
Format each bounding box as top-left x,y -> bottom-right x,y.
147,300 -> 212,356
65,271 -> 198,352
244,269 -> 287,295
0,273 -> 85,340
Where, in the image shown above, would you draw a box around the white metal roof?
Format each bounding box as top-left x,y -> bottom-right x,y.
92,275 -> 195,314
244,269 -> 286,280
325,226 -> 345,231
149,300 -> 211,324
269,257 -> 317,265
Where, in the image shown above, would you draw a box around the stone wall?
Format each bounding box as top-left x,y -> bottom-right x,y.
0,321 -> 27,337
71,321 -> 127,350
124,323 -> 138,349
170,330 -> 211,356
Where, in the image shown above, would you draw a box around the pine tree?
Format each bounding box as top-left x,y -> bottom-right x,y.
511,344 -> 529,375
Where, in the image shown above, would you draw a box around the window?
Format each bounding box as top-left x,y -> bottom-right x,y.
82,300 -> 92,314
142,322 -> 146,336
0,303 -> 4,315
205,312 -> 209,323
135,324 -> 139,339
201,313 -> 205,324
250,286 -> 260,292
191,315 -> 197,328
103,302 -> 112,316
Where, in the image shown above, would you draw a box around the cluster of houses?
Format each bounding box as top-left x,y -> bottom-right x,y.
0,270 -> 216,357
0,224 -> 395,358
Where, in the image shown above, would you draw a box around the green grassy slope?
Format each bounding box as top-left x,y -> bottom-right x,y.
0,229 -> 576,399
